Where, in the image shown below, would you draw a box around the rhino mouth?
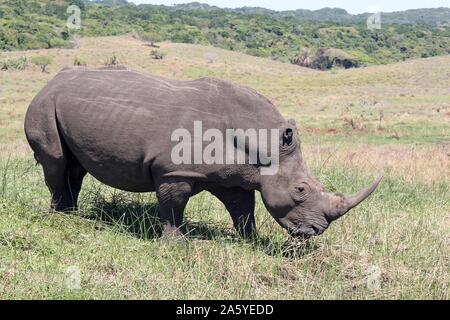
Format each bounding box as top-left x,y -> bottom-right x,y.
288,224 -> 325,239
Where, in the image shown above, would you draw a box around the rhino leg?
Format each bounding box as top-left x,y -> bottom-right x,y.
66,155 -> 87,210
42,160 -> 70,211
28,131 -> 73,212
25,100 -> 86,212
156,177 -> 194,239
39,152 -> 86,212
208,187 -> 256,239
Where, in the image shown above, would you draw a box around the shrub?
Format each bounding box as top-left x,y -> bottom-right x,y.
27,41 -> 48,50
150,50 -> 165,60
105,54 -> 119,66
35,33 -> 51,49
73,57 -> 86,66
0,56 -> 27,71
245,48 -> 270,58
50,37 -> 67,48
139,31 -> 163,43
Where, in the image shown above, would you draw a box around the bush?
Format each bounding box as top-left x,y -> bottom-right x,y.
31,56 -> 53,72
50,37 -> 67,48
35,34 -> 51,49
139,31 -> 163,43
73,57 -> 86,66
105,54 -> 119,66
0,56 -> 27,71
27,41 -> 49,50
150,50 -> 165,59
245,48 -> 270,58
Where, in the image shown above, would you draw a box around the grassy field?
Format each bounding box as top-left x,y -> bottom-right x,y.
0,35 -> 448,299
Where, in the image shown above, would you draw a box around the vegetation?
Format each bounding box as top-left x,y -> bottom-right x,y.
73,56 -> 86,66
104,54 -> 119,66
0,0 -> 449,69
0,36 -> 448,299
150,49 -> 165,59
0,56 -> 27,70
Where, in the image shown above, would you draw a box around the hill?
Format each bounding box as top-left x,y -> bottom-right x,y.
0,0 -> 449,69
160,2 -> 450,25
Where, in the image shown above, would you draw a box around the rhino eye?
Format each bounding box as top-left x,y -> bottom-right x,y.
291,184 -> 309,203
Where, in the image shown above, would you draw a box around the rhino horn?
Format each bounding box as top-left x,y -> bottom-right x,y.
327,176 -> 383,221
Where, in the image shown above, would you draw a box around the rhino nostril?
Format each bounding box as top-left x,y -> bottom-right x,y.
311,226 -> 319,234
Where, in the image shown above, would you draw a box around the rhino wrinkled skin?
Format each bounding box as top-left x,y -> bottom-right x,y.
24,66 -> 381,239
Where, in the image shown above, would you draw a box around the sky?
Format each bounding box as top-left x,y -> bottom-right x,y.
129,0 -> 449,14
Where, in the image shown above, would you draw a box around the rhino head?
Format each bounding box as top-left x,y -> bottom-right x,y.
259,120 -> 382,238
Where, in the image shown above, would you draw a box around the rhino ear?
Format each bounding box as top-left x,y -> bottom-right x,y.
282,119 -> 297,146
282,127 -> 294,146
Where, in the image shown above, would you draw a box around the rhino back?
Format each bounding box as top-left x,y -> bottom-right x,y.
34,67 -> 287,191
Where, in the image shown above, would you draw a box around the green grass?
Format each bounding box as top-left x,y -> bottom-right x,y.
0,156 -> 447,299
0,36 -> 448,299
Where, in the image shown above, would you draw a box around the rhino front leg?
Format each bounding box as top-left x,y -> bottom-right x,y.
156,178 -> 194,239
209,187 -> 257,239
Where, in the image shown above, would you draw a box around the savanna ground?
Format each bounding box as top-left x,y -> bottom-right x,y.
0,35 -> 448,299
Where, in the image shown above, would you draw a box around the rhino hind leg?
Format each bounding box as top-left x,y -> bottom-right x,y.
29,129 -> 86,212
36,150 -> 71,212
25,99 -> 86,212
65,155 -> 87,210
38,152 -> 86,212
208,187 -> 256,239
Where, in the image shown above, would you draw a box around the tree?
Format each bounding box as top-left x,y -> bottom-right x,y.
31,56 -> 53,72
